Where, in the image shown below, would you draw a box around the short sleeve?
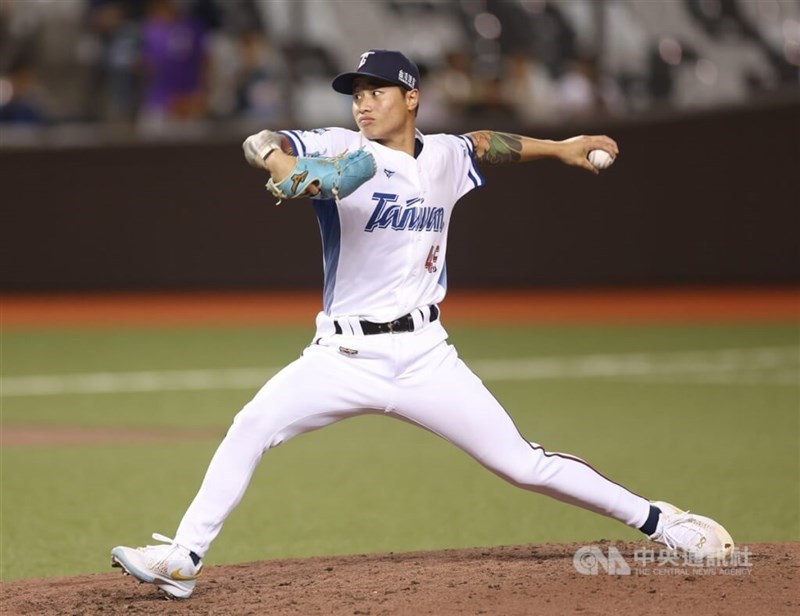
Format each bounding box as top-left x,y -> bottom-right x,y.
276,127 -> 358,158
451,134 -> 486,200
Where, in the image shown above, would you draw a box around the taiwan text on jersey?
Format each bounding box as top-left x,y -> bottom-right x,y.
278,128 -> 485,322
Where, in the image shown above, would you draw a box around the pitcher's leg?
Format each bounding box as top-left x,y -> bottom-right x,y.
395,344 -> 651,529
174,346 -> 381,556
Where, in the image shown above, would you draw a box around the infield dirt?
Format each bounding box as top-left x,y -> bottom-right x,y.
2,542 -> 798,615
2,288 -> 798,329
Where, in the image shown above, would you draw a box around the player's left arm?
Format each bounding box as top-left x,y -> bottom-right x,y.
466,131 -> 618,176
242,128 -> 375,201
243,129 -> 324,196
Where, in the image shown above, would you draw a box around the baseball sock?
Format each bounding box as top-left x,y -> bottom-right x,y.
190,551 -> 201,566
638,505 -> 662,536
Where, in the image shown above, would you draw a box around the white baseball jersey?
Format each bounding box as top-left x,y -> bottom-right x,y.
172,127 -> 652,560
278,128 -> 485,322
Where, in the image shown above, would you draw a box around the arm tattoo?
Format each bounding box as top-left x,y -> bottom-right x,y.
468,131 -> 523,165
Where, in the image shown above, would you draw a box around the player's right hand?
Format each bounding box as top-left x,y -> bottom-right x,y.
243,130 -> 282,169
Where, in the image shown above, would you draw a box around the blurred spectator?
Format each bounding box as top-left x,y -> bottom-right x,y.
1,0 -> 92,123
87,0 -> 143,123
486,0 -> 535,57
0,4 -> 47,125
189,0 -> 223,31
139,0 -> 210,131
436,50 -> 476,116
234,28 -> 284,122
466,72 -> 520,127
525,0 -> 578,80
555,56 -> 602,120
198,0 -> 286,123
0,58 -> 48,125
415,59 -> 459,130
279,41 -> 343,126
504,53 -> 602,125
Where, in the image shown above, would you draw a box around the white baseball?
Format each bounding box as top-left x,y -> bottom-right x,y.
588,149 -> 615,170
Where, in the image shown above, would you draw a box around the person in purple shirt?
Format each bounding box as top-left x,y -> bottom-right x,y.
140,0 -> 209,125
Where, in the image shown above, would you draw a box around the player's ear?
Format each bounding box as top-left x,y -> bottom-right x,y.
406,89 -> 419,114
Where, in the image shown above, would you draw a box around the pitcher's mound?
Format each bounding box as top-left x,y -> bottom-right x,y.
3,542 -> 797,615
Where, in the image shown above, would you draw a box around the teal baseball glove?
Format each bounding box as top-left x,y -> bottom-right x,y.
266,149 -> 376,203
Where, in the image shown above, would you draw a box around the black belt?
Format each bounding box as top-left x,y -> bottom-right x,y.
334,305 -> 439,335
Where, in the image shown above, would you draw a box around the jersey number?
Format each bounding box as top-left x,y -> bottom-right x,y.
425,245 -> 440,273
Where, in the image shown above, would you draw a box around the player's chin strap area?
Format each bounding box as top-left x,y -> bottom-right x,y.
334,305 -> 440,336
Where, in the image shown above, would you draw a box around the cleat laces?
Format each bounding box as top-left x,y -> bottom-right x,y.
138,533 -> 191,575
657,510 -> 696,551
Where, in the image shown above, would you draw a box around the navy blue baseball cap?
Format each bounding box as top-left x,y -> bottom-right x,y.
332,50 -> 420,94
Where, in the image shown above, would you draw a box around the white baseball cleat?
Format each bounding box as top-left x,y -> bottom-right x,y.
111,533 -> 202,599
649,501 -> 734,560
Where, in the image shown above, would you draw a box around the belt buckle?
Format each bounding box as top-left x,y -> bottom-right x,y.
388,316 -> 408,333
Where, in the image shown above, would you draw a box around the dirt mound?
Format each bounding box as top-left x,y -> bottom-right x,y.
2,542 -> 797,615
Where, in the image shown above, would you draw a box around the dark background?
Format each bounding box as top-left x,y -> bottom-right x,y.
2,99 -> 797,291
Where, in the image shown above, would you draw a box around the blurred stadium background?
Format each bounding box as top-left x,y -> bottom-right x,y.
1,0 -> 798,292
1,0 -> 799,137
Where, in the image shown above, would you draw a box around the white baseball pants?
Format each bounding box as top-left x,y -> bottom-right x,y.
174,315 -> 651,556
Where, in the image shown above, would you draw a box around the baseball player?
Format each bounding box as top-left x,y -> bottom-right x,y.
111,50 -> 733,599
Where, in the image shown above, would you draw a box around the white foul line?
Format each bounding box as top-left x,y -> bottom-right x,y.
0,367 -> 276,397
470,346 -> 799,385
1,347 -> 797,398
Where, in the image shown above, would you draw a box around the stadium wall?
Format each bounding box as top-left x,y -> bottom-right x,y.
2,100 -> 797,291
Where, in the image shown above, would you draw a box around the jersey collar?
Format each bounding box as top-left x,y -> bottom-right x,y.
414,129 -> 425,158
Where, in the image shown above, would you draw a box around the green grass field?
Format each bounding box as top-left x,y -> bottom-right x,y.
2,323 -> 798,580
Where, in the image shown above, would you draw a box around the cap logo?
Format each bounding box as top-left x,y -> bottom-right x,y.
358,51 -> 375,69
398,69 -> 416,89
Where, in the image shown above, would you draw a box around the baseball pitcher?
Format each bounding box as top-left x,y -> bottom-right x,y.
111,50 -> 733,599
